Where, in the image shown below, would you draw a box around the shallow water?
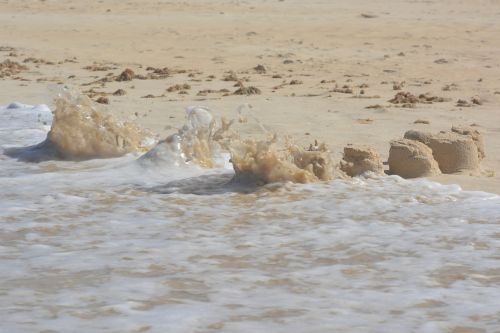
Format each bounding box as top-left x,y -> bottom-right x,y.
1,103 -> 500,333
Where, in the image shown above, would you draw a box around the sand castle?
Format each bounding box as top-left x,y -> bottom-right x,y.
340,145 -> 384,177
389,126 -> 484,178
388,139 -> 441,178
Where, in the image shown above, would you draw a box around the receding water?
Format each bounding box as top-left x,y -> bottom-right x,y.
1,102 -> 499,333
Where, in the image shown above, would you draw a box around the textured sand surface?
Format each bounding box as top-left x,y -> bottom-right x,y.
1,0 -> 499,192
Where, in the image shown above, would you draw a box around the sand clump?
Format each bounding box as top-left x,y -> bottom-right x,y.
389,91 -> 449,107
234,86 -> 261,95
116,68 -> 135,81
167,83 -> 191,92
96,96 -> 109,104
113,89 -> 127,96
83,64 -> 115,71
388,139 -> 441,178
23,57 -> 55,65
340,145 -> 384,177
253,64 -> 267,74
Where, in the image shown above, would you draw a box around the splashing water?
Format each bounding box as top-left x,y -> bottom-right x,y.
5,89 -> 154,162
141,104 -> 339,184
1,100 -> 499,333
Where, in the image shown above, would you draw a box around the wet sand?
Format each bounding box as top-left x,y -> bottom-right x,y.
1,0 -> 499,193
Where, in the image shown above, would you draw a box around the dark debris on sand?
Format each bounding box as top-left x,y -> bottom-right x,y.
0,59 -> 28,78
233,86 -> 261,95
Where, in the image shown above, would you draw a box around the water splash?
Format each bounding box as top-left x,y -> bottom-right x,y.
143,105 -> 340,184
5,88 -> 154,161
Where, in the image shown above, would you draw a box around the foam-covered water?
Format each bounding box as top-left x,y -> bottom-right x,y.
1,103 -> 499,333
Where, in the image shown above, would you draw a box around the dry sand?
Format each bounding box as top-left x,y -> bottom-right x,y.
1,0 -> 499,193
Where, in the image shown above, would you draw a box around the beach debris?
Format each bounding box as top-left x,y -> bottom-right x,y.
197,89 -> 230,96
356,118 -> 374,124
0,59 -> 28,78
389,91 -> 450,107
233,85 -> 261,95
393,81 -> 405,90
434,58 -> 449,64
332,85 -> 353,94
222,71 -> 239,81
0,46 -> 15,52
167,83 -> 191,92
112,89 -> 126,96
83,64 -> 115,71
442,83 -> 458,91
116,68 -> 135,81
456,99 -> 472,107
471,97 -> 482,105
95,96 -> 109,104
23,57 -> 55,65
253,64 -> 267,74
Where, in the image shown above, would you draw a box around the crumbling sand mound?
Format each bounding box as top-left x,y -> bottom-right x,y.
451,125 -> 485,160
426,133 -> 479,174
388,139 -> 441,178
340,145 -> 384,177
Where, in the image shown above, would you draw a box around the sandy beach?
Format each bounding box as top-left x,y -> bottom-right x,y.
1,0 -> 500,192
2,2 -> 500,332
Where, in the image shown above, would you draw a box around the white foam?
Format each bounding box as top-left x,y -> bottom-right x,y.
1,104 -> 500,333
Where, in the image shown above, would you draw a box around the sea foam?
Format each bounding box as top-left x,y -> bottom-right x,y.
1,102 -> 499,333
